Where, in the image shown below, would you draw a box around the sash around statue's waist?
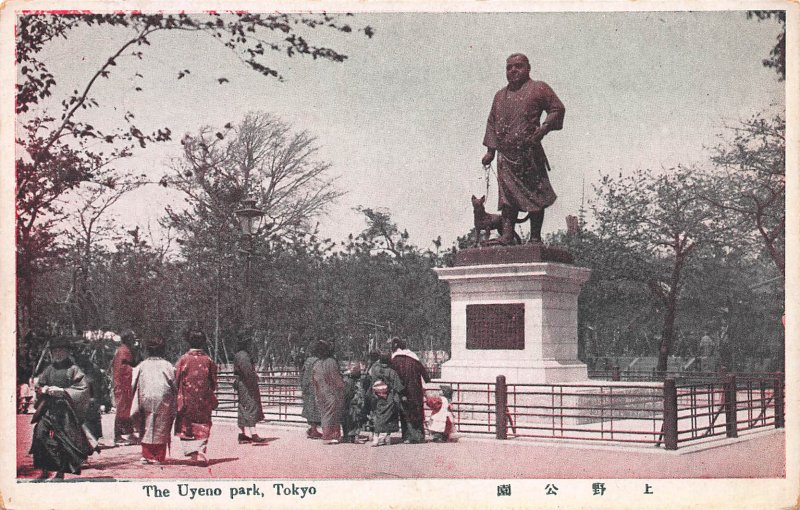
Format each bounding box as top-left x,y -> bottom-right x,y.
497,142 -> 544,164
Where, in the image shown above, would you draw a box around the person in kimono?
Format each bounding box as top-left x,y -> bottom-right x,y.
341,363 -> 368,443
300,344 -> 322,439
425,385 -> 455,442
311,340 -> 345,444
73,350 -> 105,444
368,353 -> 404,447
362,351 -> 382,438
112,329 -> 139,445
174,330 -> 218,465
481,53 -> 566,244
389,337 -> 431,444
131,336 -> 176,464
233,336 -> 266,444
29,337 -> 96,480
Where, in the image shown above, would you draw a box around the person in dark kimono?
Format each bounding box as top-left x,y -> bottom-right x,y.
311,340 -> 345,444
293,346 -> 307,372
341,363 -> 368,443
131,336 -> 176,464
481,53 -> 565,244
112,329 -> 139,445
174,330 -> 218,465
300,346 -> 322,439
362,351 -> 382,437
29,337 -> 96,480
73,350 -> 105,444
389,337 -> 431,444
368,353 -> 404,447
233,336 -> 266,444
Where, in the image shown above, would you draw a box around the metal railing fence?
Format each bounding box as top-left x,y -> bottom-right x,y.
214,370 -> 305,423
213,370 -> 784,450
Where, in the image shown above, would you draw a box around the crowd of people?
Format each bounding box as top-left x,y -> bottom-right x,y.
28,329 -> 227,480
26,331 -> 453,480
300,337 -> 454,447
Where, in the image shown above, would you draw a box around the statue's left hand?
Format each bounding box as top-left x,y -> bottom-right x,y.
531,127 -> 546,143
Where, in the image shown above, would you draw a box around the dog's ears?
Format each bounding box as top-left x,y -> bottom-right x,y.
471,194 -> 477,200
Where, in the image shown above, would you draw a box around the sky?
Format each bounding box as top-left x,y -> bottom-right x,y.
23,10 -> 786,251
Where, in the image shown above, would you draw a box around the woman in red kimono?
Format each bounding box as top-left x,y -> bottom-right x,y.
112,330 -> 139,445
174,330 -> 218,465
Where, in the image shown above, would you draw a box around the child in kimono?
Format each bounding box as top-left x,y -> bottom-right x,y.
425,385 -> 454,442
367,354 -> 404,447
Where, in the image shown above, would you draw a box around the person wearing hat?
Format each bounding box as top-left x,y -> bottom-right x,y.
131,336 -> 176,464
233,335 -> 266,444
112,329 -> 140,446
174,330 -> 218,465
310,340 -> 345,444
29,337 -> 96,480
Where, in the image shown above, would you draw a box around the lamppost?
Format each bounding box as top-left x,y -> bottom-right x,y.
234,197 -> 265,347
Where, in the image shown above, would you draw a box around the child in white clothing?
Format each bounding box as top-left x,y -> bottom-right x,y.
425,385 -> 454,442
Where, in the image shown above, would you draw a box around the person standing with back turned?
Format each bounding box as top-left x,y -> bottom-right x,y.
112,329 -> 139,446
174,330 -> 218,466
389,338 -> 430,444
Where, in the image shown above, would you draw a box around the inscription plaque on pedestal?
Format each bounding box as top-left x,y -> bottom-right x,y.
466,303 -> 525,350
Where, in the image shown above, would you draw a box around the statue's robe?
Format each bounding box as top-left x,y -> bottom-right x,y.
483,78 -> 565,212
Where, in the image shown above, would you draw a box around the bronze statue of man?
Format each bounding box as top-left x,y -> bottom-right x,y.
482,53 -> 565,244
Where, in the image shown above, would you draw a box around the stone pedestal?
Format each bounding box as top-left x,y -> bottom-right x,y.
435,251 -> 591,384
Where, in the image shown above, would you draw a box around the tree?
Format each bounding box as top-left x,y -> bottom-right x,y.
164,112 -> 343,360
699,114 -> 785,275
592,166 -> 727,372
550,228 -> 663,362
747,10 -> 786,80
59,179 -> 146,333
169,113 -> 344,237
352,206 -> 412,258
16,12 -> 372,338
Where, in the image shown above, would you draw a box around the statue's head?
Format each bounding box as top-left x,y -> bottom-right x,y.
506,53 -> 531,87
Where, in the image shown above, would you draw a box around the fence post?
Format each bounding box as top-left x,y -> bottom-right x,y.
774,372 -> 784,429
495,375 -> 507,440
724,374 -> 738,438
611,366 -> 621,381
662,378 -> 678,450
